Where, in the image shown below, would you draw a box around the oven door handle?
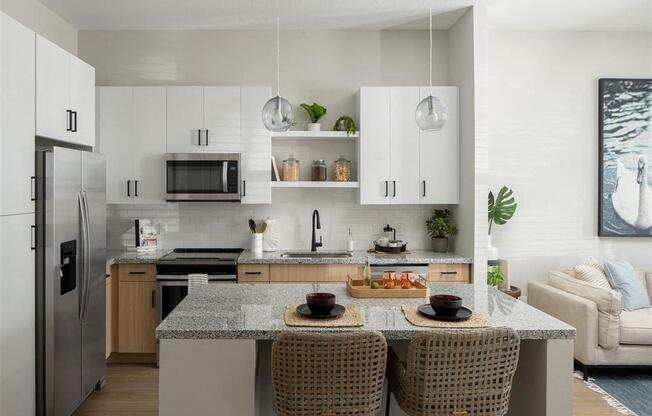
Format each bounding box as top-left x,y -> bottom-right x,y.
156,275 -> 238,282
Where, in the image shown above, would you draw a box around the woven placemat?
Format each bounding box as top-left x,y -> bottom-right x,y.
284,304 -> 365,327
402,305 -> 491,328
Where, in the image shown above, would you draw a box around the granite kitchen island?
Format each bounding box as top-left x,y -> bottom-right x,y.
157,284 -> 575,416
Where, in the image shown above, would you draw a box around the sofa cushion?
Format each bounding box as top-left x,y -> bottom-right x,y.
619,307 -> 652,345
604,260 -> 651,311
573,263 -> 611,289
549,271 -> 622,348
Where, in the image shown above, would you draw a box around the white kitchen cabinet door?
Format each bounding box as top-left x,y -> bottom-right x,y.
166,87 -> 204,153
1,14 -> 35,216
36,35 -> 70,141
69,56 -> 96,147
358,87 -> 391,205
419,87 -> 459,204
240,87 -> 271,204
0,213 -> 36,416
97,87 -> 134,203
204,87 -> 241,153
389,87 -> 420,204
132,87 -> 166,203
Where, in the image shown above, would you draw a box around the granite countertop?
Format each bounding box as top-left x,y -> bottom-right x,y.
106,249 -> 171,266
156,283 -> 575,341
237,250 -> 472,265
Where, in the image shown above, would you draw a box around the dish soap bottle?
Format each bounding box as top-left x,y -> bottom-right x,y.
363,259 -> 372,287
346,228 -> 354,252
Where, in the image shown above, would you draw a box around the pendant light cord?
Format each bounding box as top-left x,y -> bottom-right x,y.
276,15 -> 281,96
429,6 -> 432,88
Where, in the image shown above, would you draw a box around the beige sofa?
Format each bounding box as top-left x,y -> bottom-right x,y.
528,269 -> 652,379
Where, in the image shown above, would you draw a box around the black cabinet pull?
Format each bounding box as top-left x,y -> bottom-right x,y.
205,129 -> 209,146
72,111 -> 78,132
422,180 -> 426,197
242,180 -> 246,197
392,181 -> 396,197
151,290 -> 156,308
31,176 -> 36,201
66,110 -> 72,132
245,272 -> 262,275
128,271 -> 147,275
197,129 -> 202,146
30,225 -> 36,250
127,180 -> 131,197
384,181 -> 388,197
134,180 -> 139,197
441,271 -> 458,275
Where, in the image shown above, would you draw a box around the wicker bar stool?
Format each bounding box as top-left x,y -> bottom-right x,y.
272,331 -> 387,416
386,328 -> 520,416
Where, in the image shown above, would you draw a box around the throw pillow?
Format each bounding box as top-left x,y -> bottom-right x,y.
573,263 -> 611,289
603,260 -> 651,311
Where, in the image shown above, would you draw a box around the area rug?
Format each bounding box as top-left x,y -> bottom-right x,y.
575,369 -> 652,416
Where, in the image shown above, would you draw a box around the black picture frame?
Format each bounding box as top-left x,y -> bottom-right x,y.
598,78 -> 652,237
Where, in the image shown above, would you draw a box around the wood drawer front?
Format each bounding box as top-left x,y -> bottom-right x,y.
428,264 -> 470,283
118,264 -> 156,282
118,281 -> 157,353
270,265 -> 363,283
238,265 -> 270,283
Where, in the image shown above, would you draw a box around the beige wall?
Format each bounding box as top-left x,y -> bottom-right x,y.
488,30 -> 652,293
0,0 -> 77,54
78,29 -> 449,129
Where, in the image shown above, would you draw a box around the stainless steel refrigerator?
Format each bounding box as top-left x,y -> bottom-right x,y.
35,146 -> 106,416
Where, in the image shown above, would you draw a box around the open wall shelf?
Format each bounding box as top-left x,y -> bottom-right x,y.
271,131 -> 358,140
271,181 -> 360,188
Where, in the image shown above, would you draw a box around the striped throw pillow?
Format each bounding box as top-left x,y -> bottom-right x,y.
573,263 -> 611,289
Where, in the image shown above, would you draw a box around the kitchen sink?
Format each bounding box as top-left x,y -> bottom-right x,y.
280,251 -> 353,259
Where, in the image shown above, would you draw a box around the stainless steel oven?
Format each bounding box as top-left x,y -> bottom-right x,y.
165,153 -> 240,201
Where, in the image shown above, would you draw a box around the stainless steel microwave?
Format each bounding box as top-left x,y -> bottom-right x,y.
165,153 -> 240,201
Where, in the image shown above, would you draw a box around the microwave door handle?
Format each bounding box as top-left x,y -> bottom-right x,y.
222,162 -> 228,193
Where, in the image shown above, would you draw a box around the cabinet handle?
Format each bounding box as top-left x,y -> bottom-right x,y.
128,271 -> 147,275
151,290 -> 156,308
384,181 -> 388,197
197,129 -> 202,146
72,111 -> 78,132
134,180 -> 139,197
242,180 -> 246,197
31,176 -> 36,201
392,181 -> 396,197
245,272 -> 262,275
30,225 -> 36,250
205,129 -> 209,146
66,110 -> 72,132
422,180 -> 426,197
441,271 -> 458,275
127,180 -> 131,197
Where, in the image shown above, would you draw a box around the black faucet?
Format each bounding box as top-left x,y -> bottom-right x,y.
311,209 -> 322,252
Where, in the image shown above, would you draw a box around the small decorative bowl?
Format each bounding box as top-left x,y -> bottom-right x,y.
306,293 -> 336,315
429,294 -> 463,316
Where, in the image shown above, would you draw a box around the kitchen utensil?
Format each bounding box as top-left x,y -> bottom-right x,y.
248,218 -> 256,233
295,303 -> 345,319
306,292 -> 336,315
259,222 -> 268,234
417,304 -> 472,321
429,294 -> 463,316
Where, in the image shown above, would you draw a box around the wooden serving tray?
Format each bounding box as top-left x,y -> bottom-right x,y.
347,277 -> 429,299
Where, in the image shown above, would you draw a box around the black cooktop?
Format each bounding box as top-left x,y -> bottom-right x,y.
157,248 -> 243,263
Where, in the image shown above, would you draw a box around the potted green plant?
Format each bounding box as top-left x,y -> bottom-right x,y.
425,209 -> 458,252
488,186 -> 517,261
487,265 -> 504,287
300,102 -> 327,131
333,116 -> 358,135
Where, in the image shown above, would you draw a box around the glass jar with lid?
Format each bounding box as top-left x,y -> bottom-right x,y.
282,155 -> 300,181
334,155 -> 352,181
311,159 -> 327,181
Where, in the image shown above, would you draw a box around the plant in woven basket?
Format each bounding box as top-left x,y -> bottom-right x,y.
426,209 -> 457,253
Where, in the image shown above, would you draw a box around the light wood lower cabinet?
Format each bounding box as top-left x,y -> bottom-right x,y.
428,264 -> 471,283
269,265 -> 363,283
238,264 -> 270,283
116,264 -> 158,355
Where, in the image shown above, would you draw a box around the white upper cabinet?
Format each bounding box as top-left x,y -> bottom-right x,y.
98,87 -> 166,204
166,87 -> 204,153
1,13 -> 35,216
36,35 -> 95,147
419,87 -> 459,204
204,87 -> 241,153
358,86 -> 459,205
240,87 -> 272,204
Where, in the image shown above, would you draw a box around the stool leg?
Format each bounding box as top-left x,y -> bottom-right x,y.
385,383 -> 391,415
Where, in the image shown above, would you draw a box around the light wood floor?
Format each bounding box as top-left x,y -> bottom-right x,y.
74,364 -> 624,415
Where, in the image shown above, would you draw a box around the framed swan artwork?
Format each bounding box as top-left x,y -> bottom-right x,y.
598,78 -> 652,236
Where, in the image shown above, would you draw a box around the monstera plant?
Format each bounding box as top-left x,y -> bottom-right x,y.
488,186 -> 517,234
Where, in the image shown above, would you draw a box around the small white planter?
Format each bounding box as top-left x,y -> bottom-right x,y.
307,123 -> 321,131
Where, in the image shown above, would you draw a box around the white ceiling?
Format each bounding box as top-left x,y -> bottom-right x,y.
39,0 -> 652,31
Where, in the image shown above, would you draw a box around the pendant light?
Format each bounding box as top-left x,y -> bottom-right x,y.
415,7 -> 447,131
262,15 -> 293,132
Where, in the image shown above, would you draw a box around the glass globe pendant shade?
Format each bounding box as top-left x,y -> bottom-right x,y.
415,94 -> 447,131
262,95 -> 294,132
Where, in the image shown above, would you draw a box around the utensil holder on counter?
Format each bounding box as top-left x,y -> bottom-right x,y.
251,233 -> 263,254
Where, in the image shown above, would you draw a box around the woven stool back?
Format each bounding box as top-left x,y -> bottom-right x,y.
395,328 -> 520,416
272,331 -> 387,416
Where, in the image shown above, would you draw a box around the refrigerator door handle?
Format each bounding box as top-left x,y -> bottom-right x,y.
82,192 -> 91,322
78,192 -> 91,321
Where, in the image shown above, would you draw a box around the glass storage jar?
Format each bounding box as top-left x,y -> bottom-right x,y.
282,155 -> 300,181
311,159 -> 327,181
333,155 -> 352,181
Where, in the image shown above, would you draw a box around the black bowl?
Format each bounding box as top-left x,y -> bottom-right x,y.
306,292 -> 336,315
429,294 -> 462,317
